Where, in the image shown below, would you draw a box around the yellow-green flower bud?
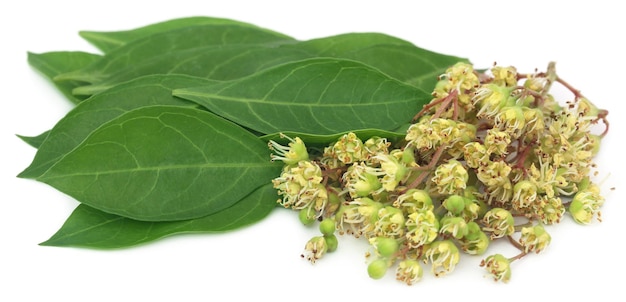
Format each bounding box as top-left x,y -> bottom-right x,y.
484,129 -> 511,156
460,226 -> 489,255
405,122 -> 434,150
539,196 -> 565,225
402,146 -> 416,165
439,216 -> 468,239
569,199 -> 593,224
461,197 -> 482,221
519,224 -> 551,253
491,65 -> 518,87
298,209 -> 316,225
464,221 -> 481,240
394,189 -> 433,212
577,176 -> 591,192
523,75 -> 545,92
512,180 -> 538,210
464,186 -> 488,218
495,106 -> 525,138
268,135 -> 309,165
463,142 -> 488,168
319,218 -> 336,236
331,132 -> 365,164
273,161 -> 326,213
343,163 -> 382,198
477,160 -> 512,188
301,236 -> 328,264
369,237 -> 399,258
423,240 -> 460,277
367,258 -> 389,280
485,129 -> 511,155
443,194 -> 466,216
474,84 -> 514,119
406,210 -> 439,248
374,206 -> 405,237
577,97 -> 600,117
324,234 -> 339,252
432,78 -> 452,99
481,254 -> 512,282
569,183 -> 604,224
522,107 -> 545,139
396,260 -> 423,285
325,186 -> 343,215
373,150 -> 409,192
445,62 -> 480,95
336,198 -> 382,237
431,159 -> 468,195
363,136 -> 391,161
482,208 -> 515,239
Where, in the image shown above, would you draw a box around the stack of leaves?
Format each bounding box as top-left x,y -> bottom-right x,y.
19,17 -> 462,248
18,17 -> 609,284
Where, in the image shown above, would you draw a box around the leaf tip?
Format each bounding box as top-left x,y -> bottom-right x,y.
78,30 -> 106,41
15,133 -> 30,142
16,164 -> 39,179
38,240 -> 52,247
38,237 -> 62,247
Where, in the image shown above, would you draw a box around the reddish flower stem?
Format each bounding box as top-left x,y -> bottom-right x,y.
508,251 -> 528,263
595,109 -> 610,137
412,90 -> 459,122
555,77 -> 583,99
403,145 -> 446,191
431,90 -> 459,120
512,140 -> 535,169
507,235 -> 525,251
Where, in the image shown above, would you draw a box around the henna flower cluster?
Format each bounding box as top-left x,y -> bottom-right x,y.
269,62 -> 609,284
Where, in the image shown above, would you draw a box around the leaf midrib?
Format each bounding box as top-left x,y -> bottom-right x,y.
175,91 -> 417,107
39,162 -> 276,180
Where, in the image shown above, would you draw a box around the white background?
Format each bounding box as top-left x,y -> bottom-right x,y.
1,1 -> 624,301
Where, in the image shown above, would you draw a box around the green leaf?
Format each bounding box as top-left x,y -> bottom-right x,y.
56,24 -> 296,85
174,58 -> 431,135
260,128 -> 407,147
16,130 -> 50,149
28,51 -> 101,103
40,184 -> 277,249
336,43 -> 468,90
73,45 -> 312,96
19,74 -> 220,179
79,16 -> 292,53
72,33 -> 466,96
289,32 -> 414,55
288,33 -> 468,90
36,105 -> 281,221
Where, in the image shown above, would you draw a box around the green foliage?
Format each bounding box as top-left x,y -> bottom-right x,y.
28,51 -> 101,103
19,74 -> 219,179
71,33 -> 467,96
79,16 -> 293,53
40,184 -> 277,248
16,130 -> 50,149
36,105 -> 282,221
18,16 -> 469,249
174,58 -> 430,135
55,24 -> 295,85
